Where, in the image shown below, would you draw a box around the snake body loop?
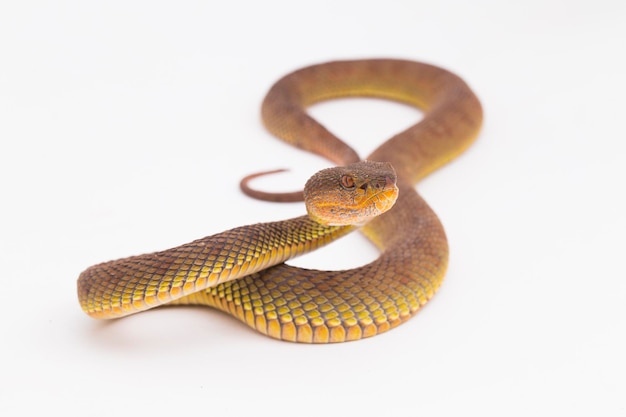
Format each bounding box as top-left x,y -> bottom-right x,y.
77,59 -> 482,343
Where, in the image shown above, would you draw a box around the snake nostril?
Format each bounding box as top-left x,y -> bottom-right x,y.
384,176 -> 395,190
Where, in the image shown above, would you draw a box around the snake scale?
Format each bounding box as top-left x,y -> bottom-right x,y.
77,59 -> 482,343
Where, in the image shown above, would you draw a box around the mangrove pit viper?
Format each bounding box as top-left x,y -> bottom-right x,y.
77,59 -> 483,343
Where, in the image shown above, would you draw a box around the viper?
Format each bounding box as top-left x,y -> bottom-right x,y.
77,59 -> 482,343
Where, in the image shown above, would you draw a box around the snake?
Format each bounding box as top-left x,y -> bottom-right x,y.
77,59 -> 483,343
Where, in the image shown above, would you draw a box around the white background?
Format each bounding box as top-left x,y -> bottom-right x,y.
1,1 -> 625,415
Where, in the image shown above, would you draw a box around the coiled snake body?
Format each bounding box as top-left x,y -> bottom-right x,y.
77,59 -> 482,343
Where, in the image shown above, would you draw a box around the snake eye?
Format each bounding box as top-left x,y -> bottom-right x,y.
340,175 -> 355,190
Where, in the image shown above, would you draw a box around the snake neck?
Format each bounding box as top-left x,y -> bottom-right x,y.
360,178 -> 444,252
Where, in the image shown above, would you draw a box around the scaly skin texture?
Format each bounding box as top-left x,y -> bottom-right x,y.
77,59 -> 483,343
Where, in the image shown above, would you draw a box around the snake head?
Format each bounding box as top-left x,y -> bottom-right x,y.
304,161 -> 398,226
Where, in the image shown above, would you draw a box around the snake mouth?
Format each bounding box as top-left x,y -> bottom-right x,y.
372,184 -> 399,213
355,175 -> 398,212
314,177 -> 398,226
367,176 -> 398,203
357,177 -> 399,221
